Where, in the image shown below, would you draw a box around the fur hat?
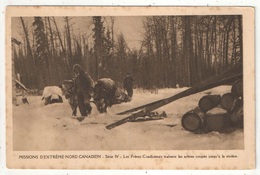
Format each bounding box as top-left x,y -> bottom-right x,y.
73,64 -> 81,73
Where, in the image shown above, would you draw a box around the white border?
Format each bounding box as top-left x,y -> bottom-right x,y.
0,1 -> 258,175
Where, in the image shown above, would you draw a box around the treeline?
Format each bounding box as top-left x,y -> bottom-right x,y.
13,15 -> 242,90
137,15 -> 242,88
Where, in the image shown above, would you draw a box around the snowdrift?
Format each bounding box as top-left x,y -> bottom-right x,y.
42,86 -> 63,105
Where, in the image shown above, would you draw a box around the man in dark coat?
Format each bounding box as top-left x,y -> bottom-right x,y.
123,72 -> 134,98
73,64 -> 94,116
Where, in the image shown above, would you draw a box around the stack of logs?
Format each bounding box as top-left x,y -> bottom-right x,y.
181,79 -> 243,133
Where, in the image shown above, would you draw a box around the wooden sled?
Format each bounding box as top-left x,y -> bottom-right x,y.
130,111 -> 167,122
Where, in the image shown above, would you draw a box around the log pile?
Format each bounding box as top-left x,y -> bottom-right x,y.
181,79 -> 243,133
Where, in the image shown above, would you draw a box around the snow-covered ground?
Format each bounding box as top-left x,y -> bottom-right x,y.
13,86 -> 244,151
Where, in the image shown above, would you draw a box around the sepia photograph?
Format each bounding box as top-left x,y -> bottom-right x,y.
6,6 -> 255,169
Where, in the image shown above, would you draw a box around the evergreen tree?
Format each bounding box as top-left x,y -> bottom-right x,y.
32,17 -> 49,88
92,16 -> 106,79
115,33 -> 128,80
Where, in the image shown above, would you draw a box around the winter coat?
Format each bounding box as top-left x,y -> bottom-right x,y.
74,70 -> 95,97
123,76 -> 134,89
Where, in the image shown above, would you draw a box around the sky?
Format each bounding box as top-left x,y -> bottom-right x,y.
11,16 -> 144,50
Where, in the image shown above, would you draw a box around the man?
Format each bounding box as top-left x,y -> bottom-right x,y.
123,72 -> 134,98
73,64 -> 94,116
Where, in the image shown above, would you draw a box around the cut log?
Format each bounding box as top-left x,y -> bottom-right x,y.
181,107 -> 206,132
231,79 -> 243,98
198,95 -> 221,113
230,99 -> 243,128
205,108 -> 230,132
220,93 -> 236,111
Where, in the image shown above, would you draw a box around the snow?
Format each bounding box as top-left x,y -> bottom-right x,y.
42,86 -> 62,99
13,86 -> 244,151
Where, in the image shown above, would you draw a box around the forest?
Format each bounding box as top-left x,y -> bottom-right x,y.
12,15 -> 243,90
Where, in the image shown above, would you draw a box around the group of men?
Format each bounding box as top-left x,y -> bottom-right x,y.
64,64 -> 134,117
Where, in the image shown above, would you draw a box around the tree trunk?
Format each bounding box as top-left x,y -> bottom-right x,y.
231,79 -> 243,98
20,17 -> 34,62
224,17 -> 233,68
53,17 -> 70,78
12,42 -> 17,105
64,17 -> 73,62
181,107 -> 206,132
238,16 -> 243,63
53,17 -> 65,54
44,17 -> 51,85
20,17 -> 35,88
110,17 -> 115,53
47,17 -> 60,82
220,93 -> 236,111
198,95 -> 221,113
183,16 -> 193,86
206,108 -> 230,132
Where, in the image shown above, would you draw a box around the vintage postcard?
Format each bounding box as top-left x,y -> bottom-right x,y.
6,6 -> 255,169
